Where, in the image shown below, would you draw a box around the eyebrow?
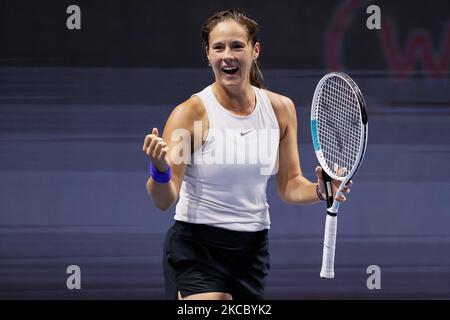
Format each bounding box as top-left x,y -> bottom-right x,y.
211,40 -> 246,47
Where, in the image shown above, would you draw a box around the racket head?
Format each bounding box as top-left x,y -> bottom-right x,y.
311,72 -> 368,183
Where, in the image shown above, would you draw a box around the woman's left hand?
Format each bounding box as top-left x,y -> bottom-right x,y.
315,166 -> 352,202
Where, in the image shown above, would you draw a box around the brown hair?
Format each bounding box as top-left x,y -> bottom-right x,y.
201,9 -> 264,88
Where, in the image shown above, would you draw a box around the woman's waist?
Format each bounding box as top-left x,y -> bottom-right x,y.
171,220 -> 268,247
178,184 -> 269,213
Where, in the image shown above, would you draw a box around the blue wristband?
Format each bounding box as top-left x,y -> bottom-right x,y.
150,162 -> 171,183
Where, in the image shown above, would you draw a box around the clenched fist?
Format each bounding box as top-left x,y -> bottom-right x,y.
143,128 -> 170,172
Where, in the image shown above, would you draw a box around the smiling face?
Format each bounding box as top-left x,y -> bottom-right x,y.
206,19 -> 260,88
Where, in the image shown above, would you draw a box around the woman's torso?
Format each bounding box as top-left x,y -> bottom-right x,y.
174,85 -> 280,232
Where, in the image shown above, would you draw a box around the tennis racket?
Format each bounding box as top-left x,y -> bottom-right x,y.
310,72 -> 368,279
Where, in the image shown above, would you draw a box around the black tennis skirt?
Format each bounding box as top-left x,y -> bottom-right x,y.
163,220 -> 270,300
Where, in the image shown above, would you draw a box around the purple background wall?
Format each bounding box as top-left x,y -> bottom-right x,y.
0,0 -> 449,299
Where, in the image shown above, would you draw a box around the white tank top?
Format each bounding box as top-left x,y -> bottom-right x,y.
174,85 -> 280,232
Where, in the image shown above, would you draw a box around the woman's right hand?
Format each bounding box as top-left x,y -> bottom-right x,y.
143,128 -> 170,172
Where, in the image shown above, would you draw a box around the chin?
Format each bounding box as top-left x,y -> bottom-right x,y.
218,73 -> 244,87
220,80 -> 240,87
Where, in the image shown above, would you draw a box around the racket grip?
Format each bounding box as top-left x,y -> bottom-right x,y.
320,214 -> 338,279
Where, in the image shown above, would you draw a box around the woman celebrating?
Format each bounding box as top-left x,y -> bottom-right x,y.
142,9 -> 351,300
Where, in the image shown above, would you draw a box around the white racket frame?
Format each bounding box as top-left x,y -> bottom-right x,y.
311,72 -> 368,279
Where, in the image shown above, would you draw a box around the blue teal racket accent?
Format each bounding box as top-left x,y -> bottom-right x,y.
311,119 -> 321,151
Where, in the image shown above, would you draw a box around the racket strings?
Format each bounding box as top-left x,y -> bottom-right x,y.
316,76 -> 362,177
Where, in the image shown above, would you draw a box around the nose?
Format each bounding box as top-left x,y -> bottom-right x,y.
223,47 -> 234,62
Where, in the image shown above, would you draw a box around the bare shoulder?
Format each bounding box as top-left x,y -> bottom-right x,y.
263,89 -> 297,137
163,95 -> 207,137
263,90 -> 295,110
169,95 -> 206,124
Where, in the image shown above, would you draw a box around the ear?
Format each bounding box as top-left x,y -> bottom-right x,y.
253,42 -> 261,60
205,47 -> 210,64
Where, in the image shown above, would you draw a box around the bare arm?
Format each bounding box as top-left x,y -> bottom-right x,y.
143,96 -> 206,211
144,126 -> 181,211
267,92 -> 320,204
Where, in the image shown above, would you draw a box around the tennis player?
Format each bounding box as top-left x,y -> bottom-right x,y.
142,9 -> 352,300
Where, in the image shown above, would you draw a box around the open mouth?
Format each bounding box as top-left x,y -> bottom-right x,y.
221,66 -> 239,75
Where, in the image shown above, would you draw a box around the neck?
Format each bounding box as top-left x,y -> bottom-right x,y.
212,82 -> 256,115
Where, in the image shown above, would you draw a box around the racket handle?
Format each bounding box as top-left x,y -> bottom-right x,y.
322,170 -> 334,208
320,214 -> 338,279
